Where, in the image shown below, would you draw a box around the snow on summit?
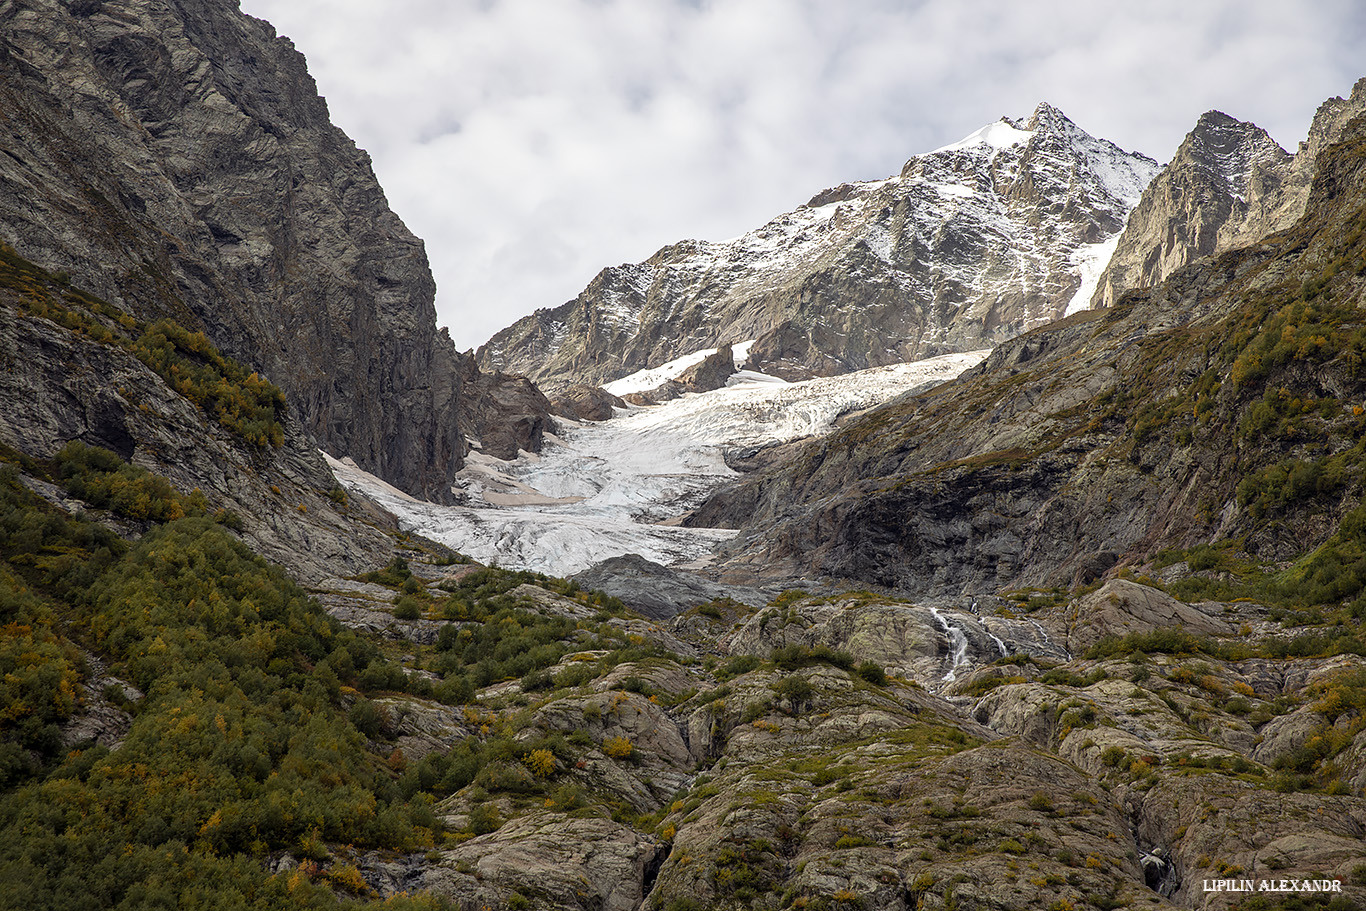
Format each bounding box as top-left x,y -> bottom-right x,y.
480,101 -> 1161,389
933,118 -> 1035,154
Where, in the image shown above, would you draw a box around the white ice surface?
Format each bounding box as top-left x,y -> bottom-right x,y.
602,339 -> 757,396
328,350 -> 987,577
1063,233 -> 1122,316
933,119 -> 1035,154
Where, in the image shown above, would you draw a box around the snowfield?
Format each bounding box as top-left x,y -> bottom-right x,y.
328,350 -> 988,577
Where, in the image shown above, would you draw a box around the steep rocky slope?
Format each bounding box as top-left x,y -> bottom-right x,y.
1092,78 -> 1366,309
0,241 -> 396,582
690,113 -> 1366,596
0,0 -> 549,501
250,567 -> 1366,911
480,105 -> 1158,389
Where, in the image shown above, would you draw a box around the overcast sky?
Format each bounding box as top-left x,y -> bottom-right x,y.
238,0 -> 1364,353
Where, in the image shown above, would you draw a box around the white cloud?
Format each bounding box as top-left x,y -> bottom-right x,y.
240,0 -> 1365,351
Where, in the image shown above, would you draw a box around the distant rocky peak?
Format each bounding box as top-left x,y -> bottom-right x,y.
480,102 -> 1158,390
909,103 -> 1158,212
1024,100 -> 1078,134
1091,78 -> 1366,310
1184,111 -> 1289,201
1303,76 -> 1366,158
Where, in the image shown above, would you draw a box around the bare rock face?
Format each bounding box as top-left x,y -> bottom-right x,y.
480,104 -> 1158,389
1093,78 -> 1366,309
690,112 -> 1366,595
420,813 -> 664,911
1062,580 -> 1233,653
550,383 -> 625,422
674,343 -> 735,392
0,286 -> 395,583
0,0 -> 549,501
455,359 -> 556,460
570,553 -> 765,619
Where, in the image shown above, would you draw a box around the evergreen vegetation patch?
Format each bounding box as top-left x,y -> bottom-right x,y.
1,243 -> 287,448
0,468 -> 451,909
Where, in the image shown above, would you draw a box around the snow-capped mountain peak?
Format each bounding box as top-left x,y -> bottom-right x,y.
479,105 -> 1161,390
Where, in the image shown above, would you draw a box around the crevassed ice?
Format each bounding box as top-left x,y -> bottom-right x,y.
329,350 -> 987,576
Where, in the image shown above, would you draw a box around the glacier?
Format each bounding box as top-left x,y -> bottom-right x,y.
328,350 -> 987,576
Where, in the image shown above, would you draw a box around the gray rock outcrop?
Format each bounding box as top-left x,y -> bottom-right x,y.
0,0 -> 550,501
674,344 -> 735,392
421,813 -> 664,911
550,383 -> 626,422
1093,78 -> 1366,309
1062,580 -> 1233,653
570,553 -> 766,619
455,359 -> 556,460
0,280 -> 395,582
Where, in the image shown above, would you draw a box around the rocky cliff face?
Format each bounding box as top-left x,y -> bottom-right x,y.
1093,78 -> 1366,309
479,104 -> 1158,390
0,0 -> 548,501
0,242 -> 397,583
690,112 -> 1366,596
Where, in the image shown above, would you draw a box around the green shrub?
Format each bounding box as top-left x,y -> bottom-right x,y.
1086,628 -> 1217,660
393,595 -> 422,620
773,674 -> 815,711
855,661 -> 887,686
132,320 -> 286,447
349,699 -> 385,738
56,441 -> 208,522
468,803 -> 503,835
770,643 -> 854,671
718,654 -> 761,679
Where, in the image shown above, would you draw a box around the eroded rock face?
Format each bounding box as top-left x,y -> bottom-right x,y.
455,360 -> 556,461
551,383 -> 626,422
1093,78 -> 1366,309
480,104 -> 1158,389
0,0 -> 550,501
421,813 -> 664,911
0,296 -> 395,582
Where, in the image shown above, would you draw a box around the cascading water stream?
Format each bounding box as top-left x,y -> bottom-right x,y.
1027,618 -> 1071,659
968,600 -> 1010,658
929,607 -> 972,682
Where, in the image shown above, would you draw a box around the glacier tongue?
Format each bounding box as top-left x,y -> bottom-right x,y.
328,350 -> 987,576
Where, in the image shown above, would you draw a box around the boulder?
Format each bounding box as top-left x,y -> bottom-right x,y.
421,813 -> 664,911
1063,580 -> 1233,653
551,383 -> 626,422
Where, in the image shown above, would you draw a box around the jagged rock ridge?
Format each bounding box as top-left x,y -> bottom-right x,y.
1093,77 -> 1366,309
479,104 -> 1159,389
0,0 -> 550,501
690,109 -> 1366,596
